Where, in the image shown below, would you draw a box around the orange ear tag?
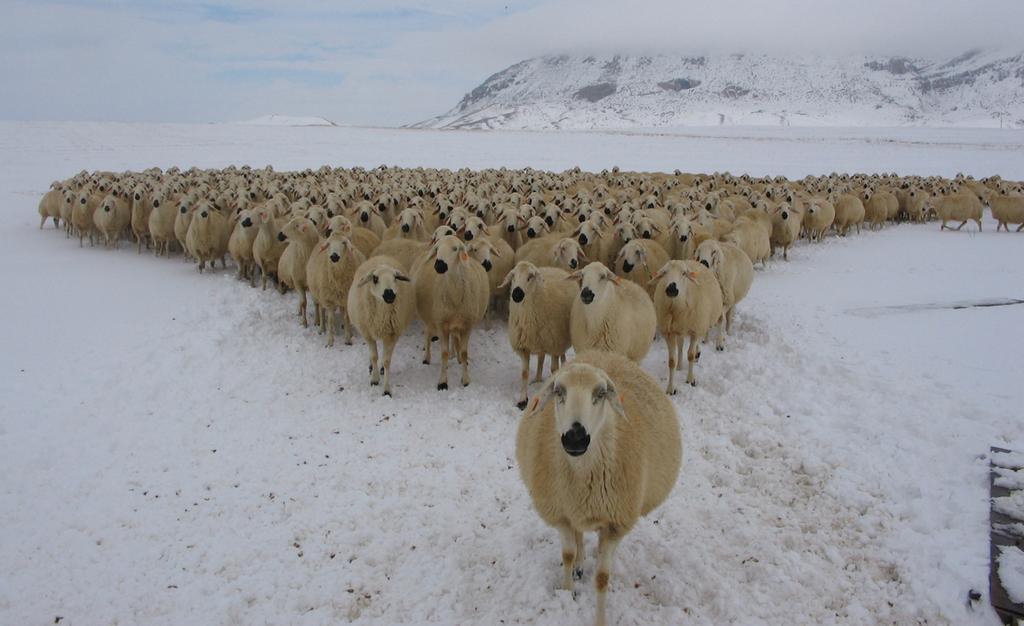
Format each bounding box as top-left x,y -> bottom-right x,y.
460,251 -> 469,262
613,276 -> 622,286
319,242 -> 328,251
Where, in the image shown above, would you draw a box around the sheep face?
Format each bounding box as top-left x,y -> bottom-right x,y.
650,260 -> 696,299
281,217 -> 315,243
616,241 -> 649,274
572,262 -> 619,306
530,363 -> 625,457
551,238 -> 585,271
524,215 -> 548,240
575,220 -> 602,247
398,208 -> 423,234
432,235 -> 470,275
323,235 -> 356,265
499,261 -> 542,304
359,264 -> 411,305
694,241 -> 723,272
468,239 -> 500,273
462,216 -> 489,242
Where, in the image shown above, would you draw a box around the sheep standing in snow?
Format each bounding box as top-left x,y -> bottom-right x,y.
724,211 -> 771,267
277,217 -> 320,326
612,238 -> 670,299
768,202 -> 802,260
802,197 -> 835,242
228,208 -> 260,285
651,260 -> 724,393
185,201 -> 230,272
516,350 -> 682,626
347,256 -> 416,396
500,261 -> 576,409
306,234 -> 366,347
695,239 -> 753,347
38,184 -> 62,229
252,209 -> 287,291
129,184 -> 154,253
991,194 -> 1024,232
569,262 -> 656,362
93,193 -> 130,249
468,237 -> 514,321
414,235 -> 490,389
936,192 -> 984,232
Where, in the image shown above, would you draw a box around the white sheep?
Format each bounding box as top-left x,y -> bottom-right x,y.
147,189 -> 178,256
991,194 -> 1024,232
694,239 -> 753,347
768,202 -> 802,260
569,262 -> 656,362
347,256 -> 416,396
277,217 -> 320,326
651,260 -> 724,393
612,238 -> 670,299
499,261 -> 576,409
468,237 -> 514,320
93,193 -> 130,249
802,197 -> 835,242
723,212 -> 771,267
516,350 -> 681,626
228,208 -> 260,285
936,192 -> 983,231
185,201 -> 230,272
252,209 -> 288,291
414,235 -> 490,389
38,185 -> 62,229
307,234 -> 366,347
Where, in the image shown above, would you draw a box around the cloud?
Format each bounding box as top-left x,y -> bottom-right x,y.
0,0 -> 1020,126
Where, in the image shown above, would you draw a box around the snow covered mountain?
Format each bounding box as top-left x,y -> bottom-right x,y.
237,115 -> 337,127
413,49 -> 1024,130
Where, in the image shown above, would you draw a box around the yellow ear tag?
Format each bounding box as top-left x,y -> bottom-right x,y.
460,251 -> 469,262
613,276 -> 622,286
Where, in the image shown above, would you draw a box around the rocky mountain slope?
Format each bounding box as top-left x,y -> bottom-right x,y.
413,49 -> 1024,130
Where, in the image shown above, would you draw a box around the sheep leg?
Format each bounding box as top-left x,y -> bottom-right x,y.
381,336 -> 398,397
715,315 -> 727,351
315,303 -> 324,334
559,526 -> 580,592
437,330 -> 450,390
261,268 -> 268,290
1017,223 -> 1023,232
516,351 -> 530,410
534,353 -> 546,382
725,307 -> 735,335
665,334 -> 677,395
675,337 -> 684,371
343,309 -> 353,346
367,339 -> 380,386
975,218 -> 982,232
956,220 -> 967,231
39,214 -> 46,229
595,528 -> 623,626
458,330 -> 471,387
686,333 -> 698,386
325,307 -> 335,348
297,288 -> 308,327
422,327 -> 433,365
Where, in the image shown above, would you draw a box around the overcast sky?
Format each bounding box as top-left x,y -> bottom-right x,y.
2,0 -> 1021,126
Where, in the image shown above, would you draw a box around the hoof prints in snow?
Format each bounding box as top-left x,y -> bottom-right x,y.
991,447 -> 1024,622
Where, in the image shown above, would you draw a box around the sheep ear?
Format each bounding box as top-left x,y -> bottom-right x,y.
527,378 -> 556,416
498,269 -> 514,289
605,382 -> 627,420
319,242 -> 329,252
566,270 -> 583,283
489,243 -> 502,258
395,273 -> 411,282
459,251 -> 469,262
357,272 -> 375,287
648,264 -> 668,285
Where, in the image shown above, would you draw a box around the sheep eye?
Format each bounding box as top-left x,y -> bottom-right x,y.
372,275 -> 379,284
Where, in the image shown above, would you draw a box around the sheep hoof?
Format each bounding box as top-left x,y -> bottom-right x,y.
382,390 -> 392,397
573,567 -> 583,581
695,350 -> 701,361
689,380 -> 697,387
422,358 -> 430,365
516,400 -> 528,410
715,346 -> 724,352
437,383 -> 448,391
370,381 -> 379,386
431,336 -> 439,342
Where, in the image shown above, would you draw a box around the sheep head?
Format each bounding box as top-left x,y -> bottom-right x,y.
528,363 -> 626,458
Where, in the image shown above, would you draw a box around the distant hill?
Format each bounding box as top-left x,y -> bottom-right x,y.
411,49 -> 1024,130
237,115 -> 337,127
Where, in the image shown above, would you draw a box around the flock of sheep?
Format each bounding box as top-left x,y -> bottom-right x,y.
36,164 -> 1024,625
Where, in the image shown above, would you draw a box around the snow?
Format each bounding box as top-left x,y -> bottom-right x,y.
237,115 -> 337,127
998,547 -> 1024,605
2,121 -> 1024,625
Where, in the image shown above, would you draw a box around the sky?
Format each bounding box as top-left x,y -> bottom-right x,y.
1,0 -> 1022,127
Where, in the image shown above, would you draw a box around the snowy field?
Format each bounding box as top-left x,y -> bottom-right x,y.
1,122 -> 1023,625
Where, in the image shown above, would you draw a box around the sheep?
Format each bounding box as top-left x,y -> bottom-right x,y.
307,233 -> 366,347
347,256 -> 416,396
185,201 -> 230,272
467,237 -> 515,320
328,215 -> 381,258
252,209 -> 288,291
723,212 -> 771,267
651,260 -> 724,393
515,235 -> 587,271
414,235 -> 490,389
38,185 -> 62,229
832,193 -> 865,236
228,208 -> 260,285
936,192 -> 983,231
382,207 -> 428,241
59,188 -> 76,238
515,350 -> 681,626
148,189 -> 179,256
802,197 -> 835,242
351,201 -> 387,238
694,239 -> 753,347
991,194 -> 1024,232
129,184 -> 154,253
569,262 -> 656,362
71,187 -> 97,247
277,217 -> 320,326
768,202 -> 802,260
862,191 -> 893,230
93,193 -> 130,249
574,218 -> 616,266
612,238 -> 670,299
499,262 -> 576,409
173,195 -> 198,260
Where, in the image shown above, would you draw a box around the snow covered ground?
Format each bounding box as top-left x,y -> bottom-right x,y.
1,122 -> 1023,625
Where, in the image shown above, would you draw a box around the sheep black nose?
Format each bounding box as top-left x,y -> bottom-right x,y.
134,194 -> 141,201
781,211 -> 789,220
666,282 -> 679,298
561,422 -> 591,457
330,252 -> 340,263
578,214 -> 587,223
277,232 -> 287,242
568,258 -> 578,269
545,216 -> 554,226
382,288 -> 396,304
360,213 -> 369,222
604,208 -> 612,215
477,211 -> 485,218
578,234 -> 588,245
464,231 -> 474,241
200,211 -> 208,218
506,224 -> 515,233
241,217 -> 252,227
511,287 -> 525,303
527,228 -> 536,238
679,234 -> 688,242
80,198 -> 86,204
104,206 -> 110,212
699,259 -> 710,268
434,259 -> 448,274
580,287 -> 594,304
642,230 -> 652,239
401,223 -> 410,233
180,207 -> 187,214
622,259 -> 634,273
705,203 -> 712,210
